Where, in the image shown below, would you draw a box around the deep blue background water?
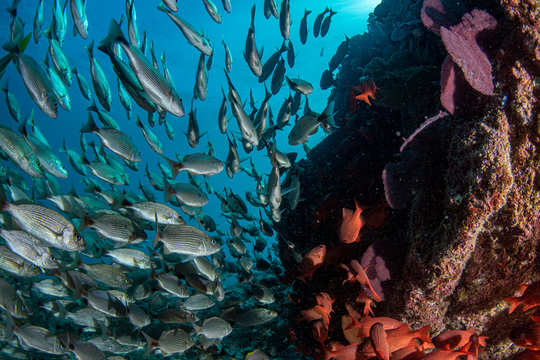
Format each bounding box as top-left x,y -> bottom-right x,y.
0,0 -> 378,258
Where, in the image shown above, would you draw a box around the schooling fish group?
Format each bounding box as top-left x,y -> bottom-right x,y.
0,0 -> 351,359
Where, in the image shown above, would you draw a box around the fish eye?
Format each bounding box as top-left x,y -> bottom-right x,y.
35,160 -> 41,168
49,255 -> 55,262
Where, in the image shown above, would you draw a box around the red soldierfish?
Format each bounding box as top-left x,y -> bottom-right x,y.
298,244 -> 326,282
505,281 -> 540,314
339,199 -> 366,244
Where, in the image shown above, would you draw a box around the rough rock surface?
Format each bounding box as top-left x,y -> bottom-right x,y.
277,0 -> 540,359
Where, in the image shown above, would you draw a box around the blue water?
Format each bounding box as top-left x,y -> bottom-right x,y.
0,0 -> 378,358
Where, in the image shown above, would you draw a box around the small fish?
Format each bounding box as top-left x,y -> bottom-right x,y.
320,69 -> 334,90
263,0 -> 279,19
339,199 -> 366,244
193,316 -> 232,339
299,9 -> 311,45
368,323 -> 390,360
286,76 -> 313,95
0,228 -> 59,269
157,3 -> 213,56
267,142 -> 282,212
162,153 -> 224,178
279,0 -> 291,40
45,60 -> 71,111
186,101 -> 202,148
104,248 -> 153,269
505,281 -> 540,314
225,134 -> 241,178
244,5 -> 263,77
33,0 -> 44,43
270,56 -> 285,95
222,38 -> 233,73
1,193 -> 84,251
259,41 -> 287,83
0,277 -> 30,318
194,53 -> 208,100
287,40 -> 295,67
298,244 -> 325,282
182,293 -> 215,310
342,259 -> 382,302
117,78 -> 132,119
136,115 -> 163,154
329,36 -> 349,72
222,0 -> 231,13
72,67 -> 92,100
126,0 -> 139,47
100,19 -> 185,117
320,9 -> 337,37
164,179 -> 209,208
0,126 -> 41,178
235,308 -> 277,327
70,0 -> 89,39
154,222 -> 220,257
202,0 -> 222,23
79,212 -> 147,244
122,199 -> 185,225
3,40 -> 59,119
142,329 -> 193,356
2,80 -> 21,122
162,0 -> 178,12
254,85 -> 272,138
13,325 -> 66,355
80,113 -> 141,162
85,41 -> 112,111
313,7 -> 329,37
218,85 -> 228,133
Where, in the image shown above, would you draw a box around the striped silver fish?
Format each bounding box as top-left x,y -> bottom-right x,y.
154,272 -> 189,298
0,229 -> 58,269
0,278 -> 30,318
0,245 -> 41,277
194,316 -> 232,339
156,4 -> 212,56
81,114 -> 140,162
0,125 -> 42,178
80,213 -> 147,244
154,224 -> 220,256
85,41 -> 112,111
104,248 -> 153,269
0,197 -> 84,251
182,294 -> 215,311
100,20 -> 185,118
13,325 -> 66,354
142,328 -> 193,356
164,180 -> 208,208
79,263 -> 131,288
122,200 -> 185,225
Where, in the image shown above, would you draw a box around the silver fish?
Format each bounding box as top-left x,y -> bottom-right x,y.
156,4 -> 213,56
0,125 -> 42,178
218,86 -> 228,133
235,308 -> 277,327
142,328 -> 193,356
73,67 -> 92,100
2,80 -> 21,122
85,41 -> 112,111
33,0 -> 44,43
271,56 -> 285,95
80,212 -> 147,244
164,180 -> 209,208
0,228 -> 58,269
13,325 -> 66,354
202,0 -> 222,23
182,293 -> 215,311
222,38 -> 232,73
100,20 -> 185,117
135,115 -> 163,154
0,197 -> 84,251
70,0 -> 89,39
279,0 -> 291,40
194,53 -> 208,100
154,223 -> 220,257
244,5 -> 263,77
0,277 -> 30,318
104,248 -> 153,269
300,9 -> 311,44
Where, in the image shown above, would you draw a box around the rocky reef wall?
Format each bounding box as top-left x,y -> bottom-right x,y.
276,0 -> 540,358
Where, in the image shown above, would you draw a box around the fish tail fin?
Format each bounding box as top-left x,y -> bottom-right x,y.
279,40 -> 287,53
343,315 -> 361,330
141,331 -> 156,357
156,2 -> 170,13
305,9 -> 312,15
80,112 -> 98,133
135,115 -> 143,129
415,324 -> 431,343
84,39 -> 94,58
163,177 -> 174,203
86,97 -> 98,112
250,4 -> 256,30
519,283 -> 530,294
160,154 -> 183,180
100,19 -> 126,47
504,296 -> 520,313
78,215 -> 93,233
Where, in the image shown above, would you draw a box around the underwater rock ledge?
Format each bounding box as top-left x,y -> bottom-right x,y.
276,0 -> 540,359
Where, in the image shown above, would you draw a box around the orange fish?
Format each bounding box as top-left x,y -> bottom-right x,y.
355,289 -> 376,317
298,244 -> 326,282
510,322 -> 540,350
432,329 -> 475,349
346,259 -> 382,302
339,199 -> 366,244
467,334 -> 489,360
299,305 -> 328,324
317,292 -> 335,313
505,281 -> 540,314
323,342 -> 369,360
344,315 -> 402,338
370,323 -> 390,360
417,344 -> 471,360
353,76 -> 377,106
391,346 -> 429,360
313,320 -> 329,345
361,324 -> 431,356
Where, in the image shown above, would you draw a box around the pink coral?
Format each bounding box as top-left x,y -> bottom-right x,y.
440,9 -> 498,96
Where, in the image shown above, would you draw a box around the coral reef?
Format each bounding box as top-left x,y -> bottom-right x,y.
276,0 -> 540,359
